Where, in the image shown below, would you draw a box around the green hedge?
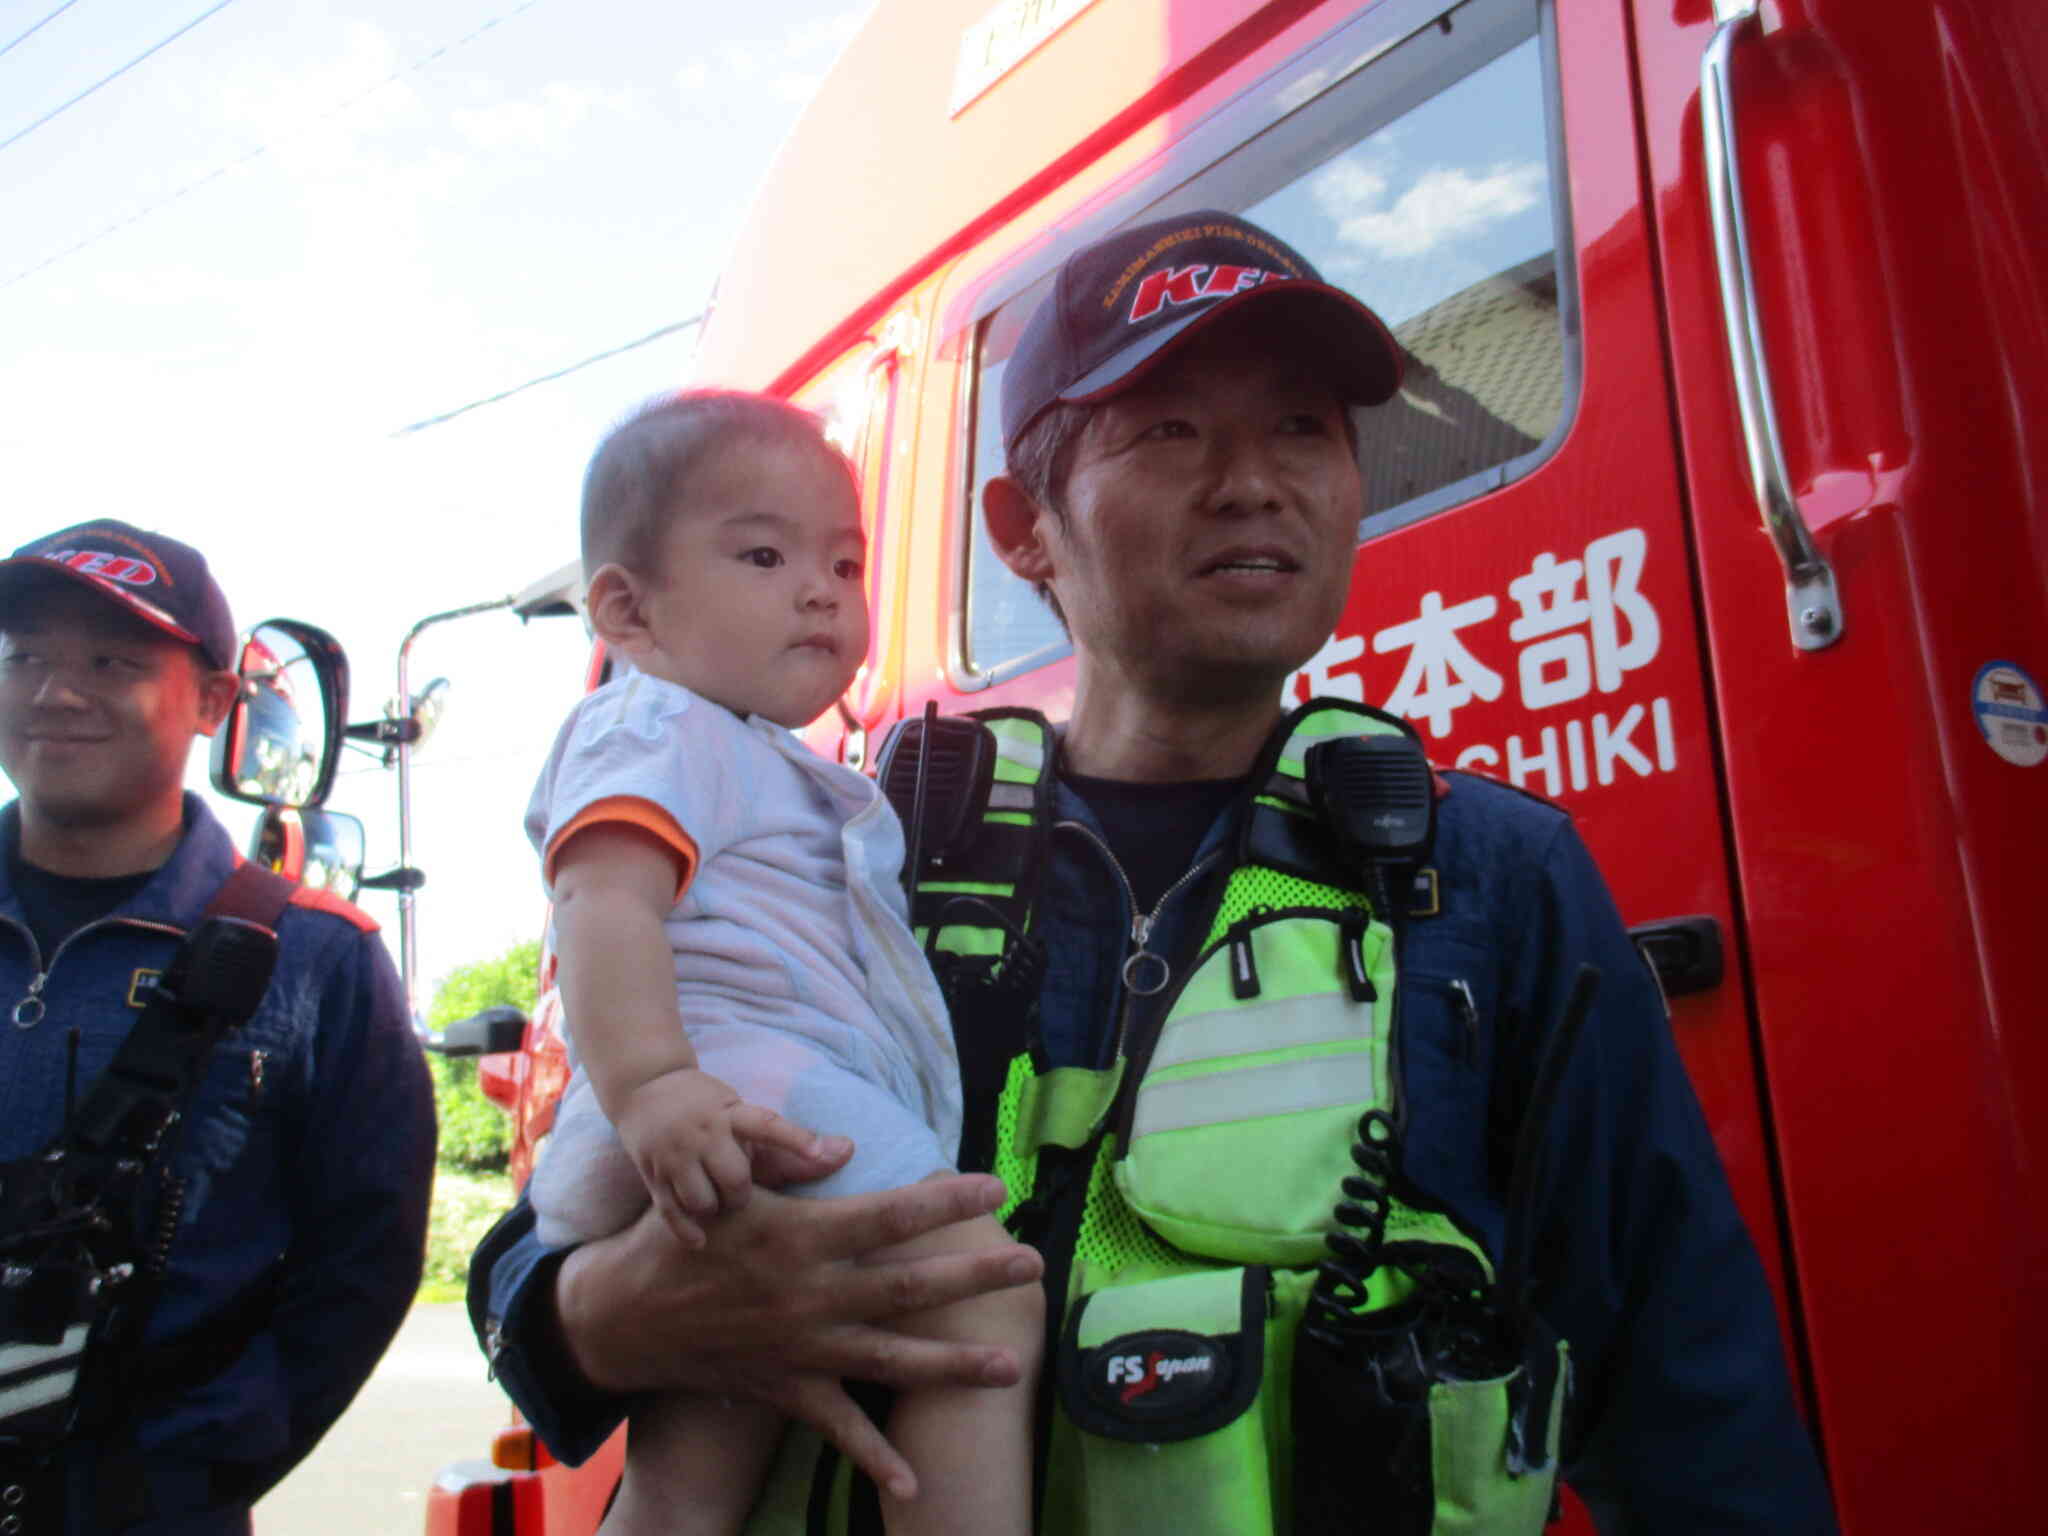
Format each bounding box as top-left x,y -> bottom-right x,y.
421,1167 -> 513,1302
425,939 -> 540,1174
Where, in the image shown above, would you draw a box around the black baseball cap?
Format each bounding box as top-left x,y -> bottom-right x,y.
0,519 -> 237,671
1001,209 -> 1404,454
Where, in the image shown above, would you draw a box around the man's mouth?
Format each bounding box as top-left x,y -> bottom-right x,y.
1198,548 -> 1299,577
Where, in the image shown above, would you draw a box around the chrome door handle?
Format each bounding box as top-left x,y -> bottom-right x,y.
1701,0 -> 1845,651
1628,916 -> 1724,998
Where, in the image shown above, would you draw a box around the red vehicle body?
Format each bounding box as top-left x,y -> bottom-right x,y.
429,0 -> 2048,1529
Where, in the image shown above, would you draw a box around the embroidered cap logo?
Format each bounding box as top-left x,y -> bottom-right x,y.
46,548 -> 162,588
1126,264 -> 1291,323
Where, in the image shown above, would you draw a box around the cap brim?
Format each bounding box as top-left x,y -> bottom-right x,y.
1061,280 -> 1404,410
0,557 -> 208,653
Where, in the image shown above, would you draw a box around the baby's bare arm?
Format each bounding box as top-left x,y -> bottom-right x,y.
550,821 -> 700,1120
551,822 -> 825,1243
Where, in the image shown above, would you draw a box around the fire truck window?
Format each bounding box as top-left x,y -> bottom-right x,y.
963,9 -> 1565,679
966,338 -> 1070,673
1244,35 -> 1559,523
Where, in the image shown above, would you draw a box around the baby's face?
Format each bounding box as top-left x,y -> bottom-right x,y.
634,438 -> 869,728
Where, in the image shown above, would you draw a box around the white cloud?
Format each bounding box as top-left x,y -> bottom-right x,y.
1314,157 -> 1544,259
782,6 -> 871,55
771,70 -> 824,104
450,81 -> 641,152
716,41 -> 764,81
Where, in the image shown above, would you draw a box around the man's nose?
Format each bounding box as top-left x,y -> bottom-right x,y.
1207,433 -> 1286,515
32,666 -> 92,706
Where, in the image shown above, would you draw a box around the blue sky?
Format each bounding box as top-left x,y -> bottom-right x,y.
1,0 -> 870,1009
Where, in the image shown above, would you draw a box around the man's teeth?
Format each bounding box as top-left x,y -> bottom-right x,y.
1211,557 -> 1285,572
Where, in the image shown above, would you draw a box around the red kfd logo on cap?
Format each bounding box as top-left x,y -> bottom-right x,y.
45,548 -> 161,588
1128,264 -> 1291,323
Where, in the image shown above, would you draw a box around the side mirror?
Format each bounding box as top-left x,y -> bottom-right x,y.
210,619 -> 349,809
428,1005 -> 529,1057
410,677 -> 452,754
248,806 -> 366,902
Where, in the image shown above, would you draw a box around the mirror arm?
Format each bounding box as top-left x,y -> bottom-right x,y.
358,866 -> 427,893
344,718 -> 424,745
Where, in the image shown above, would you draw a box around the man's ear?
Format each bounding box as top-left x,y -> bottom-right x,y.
584,562 -> 654,656
983,476 -> 1056,585
192,667 -> 240,739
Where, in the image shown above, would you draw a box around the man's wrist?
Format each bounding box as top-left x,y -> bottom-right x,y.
550,1240 -> 620,1394
498,1242 -> 634,1466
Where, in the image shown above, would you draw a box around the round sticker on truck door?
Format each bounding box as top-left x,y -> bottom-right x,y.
1971,662 -> 2047,767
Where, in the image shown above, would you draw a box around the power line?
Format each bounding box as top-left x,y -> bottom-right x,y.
0,0 -> 85,62
391,314 -> 707,437
1,0 -> 551,294
0,0 -> 240,156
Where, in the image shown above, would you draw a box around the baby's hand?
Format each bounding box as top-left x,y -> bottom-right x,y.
614,1069 -> 827,1248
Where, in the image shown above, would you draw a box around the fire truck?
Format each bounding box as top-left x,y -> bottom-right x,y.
223,0 -> 2047,1528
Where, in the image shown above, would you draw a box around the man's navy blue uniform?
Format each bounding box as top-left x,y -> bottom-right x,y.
1,799 -> 434,1531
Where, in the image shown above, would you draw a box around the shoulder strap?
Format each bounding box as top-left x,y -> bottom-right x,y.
880,707 -> 1059,961
204,860 -> 294,931
1240,699 -> 1439,919
880,706 -> 1059,1173
1,866 -> 288,1449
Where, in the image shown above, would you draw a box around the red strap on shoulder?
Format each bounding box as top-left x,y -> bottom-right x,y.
285,884 -> 380,933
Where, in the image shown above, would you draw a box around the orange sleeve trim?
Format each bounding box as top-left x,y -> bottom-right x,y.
545,795 -> 699,902
286,884 -> 381,932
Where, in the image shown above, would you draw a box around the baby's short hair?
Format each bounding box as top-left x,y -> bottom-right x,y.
579,390 -> 847,576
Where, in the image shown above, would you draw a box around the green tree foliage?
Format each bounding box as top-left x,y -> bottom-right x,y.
425,938 -> 540,1172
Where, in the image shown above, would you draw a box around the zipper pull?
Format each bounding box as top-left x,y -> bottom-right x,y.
1449,978 -> 1479,1064
1340,912 -> 1377,1003
1228,919 -> 1261,1000
248,1049 -> 267,1104
1131,910 -> 1154,950
13,970 -> 48,1028
1121,909 -> 1170,996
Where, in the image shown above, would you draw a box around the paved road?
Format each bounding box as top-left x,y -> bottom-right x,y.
254,1302 -> 511,1534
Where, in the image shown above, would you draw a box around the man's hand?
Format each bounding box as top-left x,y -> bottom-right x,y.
556,1170 -> 1041,1497
613,1067 -> 824,1246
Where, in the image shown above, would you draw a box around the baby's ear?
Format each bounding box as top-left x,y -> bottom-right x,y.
585,563 -> 651,653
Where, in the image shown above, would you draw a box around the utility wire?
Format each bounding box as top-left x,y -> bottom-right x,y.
391,314 -> 706,437
0,0 -> 240,156
1,0 -> 550,294
0,0 -> 85,62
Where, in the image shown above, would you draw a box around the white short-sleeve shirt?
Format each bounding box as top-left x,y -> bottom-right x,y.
524,672 -> 961,1161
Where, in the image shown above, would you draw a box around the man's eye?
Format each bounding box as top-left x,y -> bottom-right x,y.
1137,419 -> 1197,442
833,557 -> 863,580
741,547 -> 783,569
1279,412 -> 1333,436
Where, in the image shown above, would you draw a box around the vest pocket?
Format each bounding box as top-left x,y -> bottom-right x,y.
1292,1303 -> 1567,1536
1054,1266 -> 1271,1535
1425,1340 -> 1568,1535
1117,911 -> 1395,1265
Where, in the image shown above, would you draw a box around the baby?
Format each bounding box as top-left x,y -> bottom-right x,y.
524,391 -> 1040,1535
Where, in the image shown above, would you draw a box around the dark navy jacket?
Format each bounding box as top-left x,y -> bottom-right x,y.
475,729 -> 1836,1532
0,796 -> 435,1533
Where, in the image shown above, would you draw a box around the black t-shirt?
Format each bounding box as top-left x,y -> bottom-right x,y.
3,818 -> 154,960
1061,771 -> 1247,913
